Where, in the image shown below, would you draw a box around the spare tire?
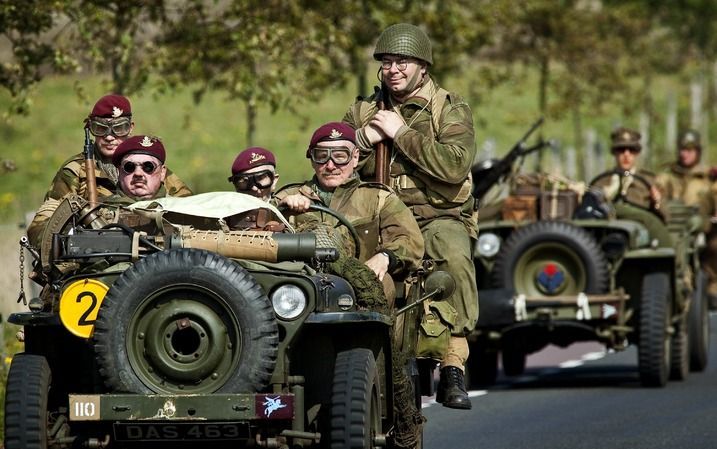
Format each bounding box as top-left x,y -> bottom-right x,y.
94,248 -> 278,394
492,221 -> 608,296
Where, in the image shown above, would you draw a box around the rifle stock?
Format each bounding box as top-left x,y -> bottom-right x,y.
84,128 -> 98,207
374,85 -> 390,185
472,117 -> 547,201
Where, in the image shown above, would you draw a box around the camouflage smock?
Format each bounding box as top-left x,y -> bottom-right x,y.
342,76 -> 477,236
44,151 -> 192,201
656,163 -> 716,219
274,176 -> 424,276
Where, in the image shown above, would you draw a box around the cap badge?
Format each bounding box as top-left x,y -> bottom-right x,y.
622,131 -> 631,141
250,153 -> 266,164
140,136 -> 153,147
112,106 -> 123,118
330,129 -> 342,139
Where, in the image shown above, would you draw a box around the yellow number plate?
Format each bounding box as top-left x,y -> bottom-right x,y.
59,279 -> 109,338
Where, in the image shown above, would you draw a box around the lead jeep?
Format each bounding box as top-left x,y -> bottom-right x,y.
469,148 -> 710,388
6,192 -> 448,449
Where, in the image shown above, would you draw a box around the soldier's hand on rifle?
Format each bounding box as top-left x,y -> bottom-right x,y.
370,110 -> 403,139
364,252 -> 390,281
650,185 -> 662,209
363,124 -> 387,145
278,194 -> 312,213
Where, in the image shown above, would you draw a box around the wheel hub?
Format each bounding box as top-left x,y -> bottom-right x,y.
536,262 -> 566,295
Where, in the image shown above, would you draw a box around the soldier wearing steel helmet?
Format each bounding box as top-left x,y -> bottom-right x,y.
657,129 -> 717,305
343,23 -> 477,410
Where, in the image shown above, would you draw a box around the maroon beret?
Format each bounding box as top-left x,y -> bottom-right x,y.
111,135 -> 166,167
306,122 -> 356,157
231,147 -> 276,175
90,94 -> 132,119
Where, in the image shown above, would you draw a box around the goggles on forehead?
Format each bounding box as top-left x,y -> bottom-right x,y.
122,160 -> 160,175
88,117 -> 132,137
309,146 -> 354,166
228,169 -> 275,192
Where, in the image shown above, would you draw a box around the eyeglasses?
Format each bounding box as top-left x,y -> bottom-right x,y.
122,160 -> 160,175
381,58 -> 411,71
309,146 -> 354,166
228,169 -> 275,191
612,147 -> 640,155
88,117 -> 132,137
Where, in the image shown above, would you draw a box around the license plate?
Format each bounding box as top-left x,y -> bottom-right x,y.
113,422 -> 250,441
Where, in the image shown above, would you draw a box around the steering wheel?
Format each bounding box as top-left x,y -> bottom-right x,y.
588,169 -> 656,208
278,203 -> 361,260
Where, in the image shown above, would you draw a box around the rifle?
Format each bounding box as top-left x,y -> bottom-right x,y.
84,128 -> 98,207
472,117 -> 548,202
374,84 -> 390,185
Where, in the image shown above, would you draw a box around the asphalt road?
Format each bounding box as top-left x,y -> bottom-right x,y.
422,313 -> 717,449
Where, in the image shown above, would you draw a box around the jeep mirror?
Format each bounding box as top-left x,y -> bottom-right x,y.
424,270 -> 455,301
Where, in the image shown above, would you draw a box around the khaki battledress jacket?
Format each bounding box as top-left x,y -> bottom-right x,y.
274,176 -> 424,277
592,167 -> 658,210
44,152 -> 192,201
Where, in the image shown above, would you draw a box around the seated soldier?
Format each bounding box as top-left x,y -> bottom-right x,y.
275,122 -> 424,297
226,147 -> 284,231
45,94 -> 191,200
590,126 -> 672,247
27,135 -> 171,247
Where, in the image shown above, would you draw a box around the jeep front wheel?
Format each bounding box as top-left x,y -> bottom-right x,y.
329,348 -> 382,449
94,248 -> 279,394
638,272 -> 671,387
493,221 -> 608,297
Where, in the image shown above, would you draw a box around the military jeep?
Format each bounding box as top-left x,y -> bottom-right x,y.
5,192 -> 447,449
469,160 -> 710,388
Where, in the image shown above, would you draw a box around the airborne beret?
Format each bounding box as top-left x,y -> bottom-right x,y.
231,147 -> 276,175
306,122 -> 356,157
112,135 -> 166,167
90,94 -> 132,119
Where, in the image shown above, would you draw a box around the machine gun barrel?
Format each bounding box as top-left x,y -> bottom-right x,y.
472,117 -> 547,202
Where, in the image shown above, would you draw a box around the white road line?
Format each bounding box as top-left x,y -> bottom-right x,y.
559,350 -> 607,368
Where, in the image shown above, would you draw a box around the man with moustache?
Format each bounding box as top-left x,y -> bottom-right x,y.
275,121 -> 424,286
44,94 -> 191,201
28,135 -> 172,247
342,23 -> 478,409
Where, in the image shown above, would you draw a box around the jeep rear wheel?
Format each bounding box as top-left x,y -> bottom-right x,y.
688,270 -> 710,371
329,348 -> 382,449
638,272 -> 671,387
493,221 -> 608,297
4,354 -> 50,449
94,248 -> 279,394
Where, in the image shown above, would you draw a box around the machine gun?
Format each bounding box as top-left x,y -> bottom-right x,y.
472,117 -> 549,202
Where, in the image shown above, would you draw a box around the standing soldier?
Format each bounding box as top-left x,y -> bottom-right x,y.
657,129 -> 717,306
343,23 -> 478,409
44,94 -> 192,201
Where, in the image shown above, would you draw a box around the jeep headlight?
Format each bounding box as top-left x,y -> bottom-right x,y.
476,233 -> 501,258
271,285 -> 307,320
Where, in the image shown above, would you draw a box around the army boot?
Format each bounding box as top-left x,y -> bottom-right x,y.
436,366 -> 471,410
